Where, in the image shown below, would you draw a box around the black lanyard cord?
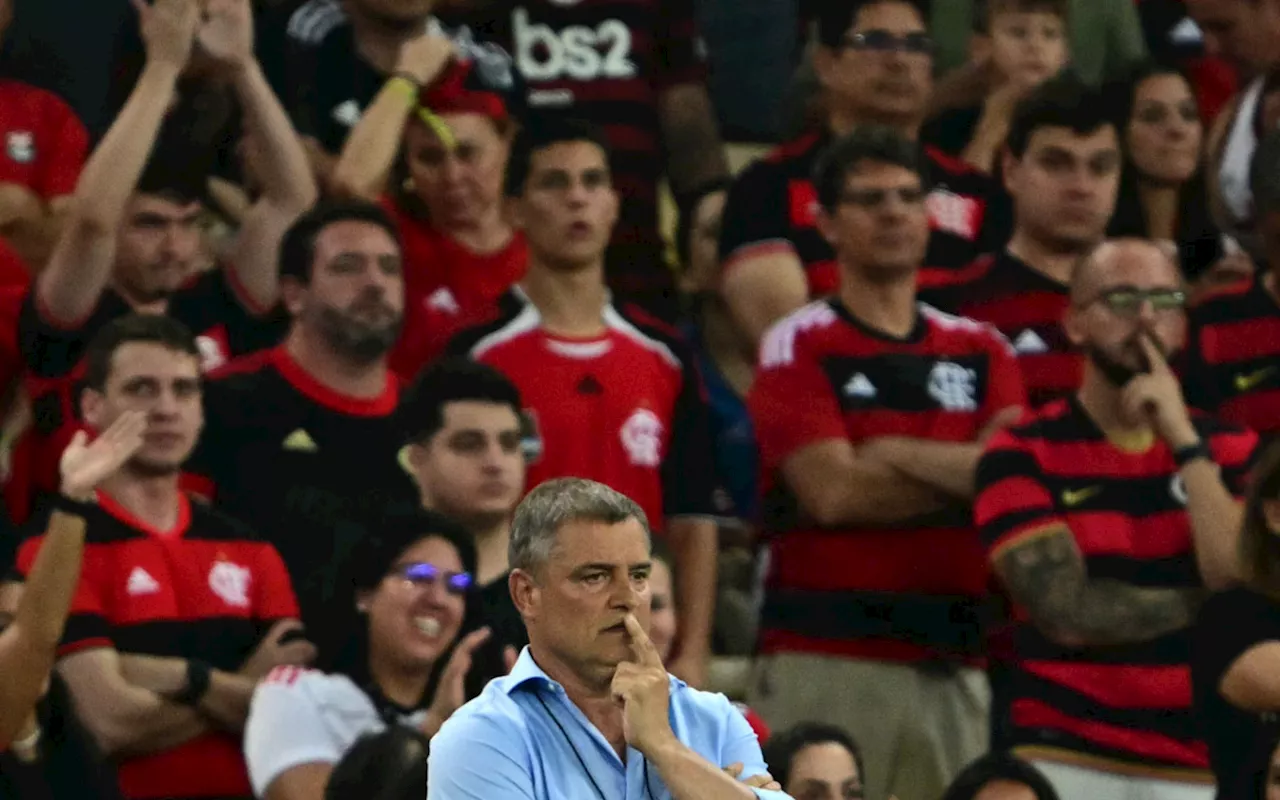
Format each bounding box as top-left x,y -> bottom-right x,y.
533,689 -> 657,800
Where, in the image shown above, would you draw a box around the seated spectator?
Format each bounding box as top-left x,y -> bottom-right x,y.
1105,61 -> 1248,298
1183,128 -> 1280,443
12,0 -> 315,524
923,0 -> 1069,175
331,36 -> 525,378
10,314 -> 314,800
939,752 -> 1059,800
398,359 -> 527,692
761,723 -> 864,800
1193,442 -> 1280,800
324,727 -> 429,800
427,478 -> 786,798
244,512 -> 489,800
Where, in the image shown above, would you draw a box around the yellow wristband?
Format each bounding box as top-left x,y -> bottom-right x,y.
387,75 -> 419,101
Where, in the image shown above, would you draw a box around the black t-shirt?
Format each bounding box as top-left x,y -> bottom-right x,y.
1192,587 -> 1280,800
921,106 -> 982,159
463,573 -> 528,695
186,347 -> 421,662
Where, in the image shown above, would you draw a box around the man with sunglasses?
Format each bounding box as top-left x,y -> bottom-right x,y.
719,0 -> 996,348
975,239 -> 1258,800
748,127 -> 1026,800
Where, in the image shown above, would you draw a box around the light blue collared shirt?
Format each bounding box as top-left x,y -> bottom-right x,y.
427,648 -> 791,799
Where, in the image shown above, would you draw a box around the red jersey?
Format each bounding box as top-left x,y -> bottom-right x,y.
15,491 -> 299,799
446,290 -> 719,530
439,0 -> 707,294
382,197 -> 528,379
922,250 -> 1080,408
1184,275 -> 1280,441
0,79 -> 88,200
975,399 -> 1257,775
719,132 -> 995,298
748,300 -> 1026,663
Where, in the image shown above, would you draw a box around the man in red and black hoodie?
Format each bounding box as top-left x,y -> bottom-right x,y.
975,239 -> 1256,799
719,0 -> 996,347
12,0 -> 316,523
747,127 -> 1025,800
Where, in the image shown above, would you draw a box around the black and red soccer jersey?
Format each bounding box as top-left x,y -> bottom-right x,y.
974,398 -> 1258,775
748,299 -> 1026,663
1184,275 -> 1280,440
12,270 -> 287,524
14,491 -> 299,800
719,132 -> 996,299
923,250 -> 1080,408
440,0 -> 706,287
184,347 -> 421,658
446,290 -> 719,531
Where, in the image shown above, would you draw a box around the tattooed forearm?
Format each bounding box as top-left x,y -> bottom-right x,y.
996,528 -> 1203,647
657,84 -> 728,194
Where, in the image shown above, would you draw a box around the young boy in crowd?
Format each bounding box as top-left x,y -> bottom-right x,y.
923,0 -> 1070,173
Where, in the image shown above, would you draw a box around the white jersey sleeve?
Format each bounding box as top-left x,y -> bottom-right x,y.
244,667 -> 383,797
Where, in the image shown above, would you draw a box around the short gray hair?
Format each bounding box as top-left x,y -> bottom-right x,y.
509,478 -> 650,574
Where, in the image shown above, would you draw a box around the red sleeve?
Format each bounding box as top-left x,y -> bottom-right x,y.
33,96 -> 88,200
16,533 -> 112,655
655,0 -> 708,89
973,430 -> 1062,561
253,543 -> 300,620
747,310 -> 847,472
982,329 -> 1027,421
1212,424 -> 1260,499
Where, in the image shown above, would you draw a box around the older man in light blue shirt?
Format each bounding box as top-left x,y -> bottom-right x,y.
428,478 -> 789,800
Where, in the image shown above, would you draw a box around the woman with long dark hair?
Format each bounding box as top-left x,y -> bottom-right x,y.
243,511 -> 489,800
1107,61 -> 1252,299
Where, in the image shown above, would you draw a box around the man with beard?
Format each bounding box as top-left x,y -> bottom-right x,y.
186,201 -> 422,663
974,239 -> 1258,799
923,75 -> 1120,407
11,314 -> 311,800
13,0 -> 316,523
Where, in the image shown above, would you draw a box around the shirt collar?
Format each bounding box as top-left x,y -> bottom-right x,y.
504,647 -> 688,695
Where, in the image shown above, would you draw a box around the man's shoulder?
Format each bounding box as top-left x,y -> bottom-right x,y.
758,300 -> 842,370
447,293 -> 538,359
435,678 -> 531,747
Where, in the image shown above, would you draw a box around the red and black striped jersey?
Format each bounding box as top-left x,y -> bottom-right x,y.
923,250 -> 1080,408
719,132 -> 996,299
1184,275 -> 1280,440
14,491 -> 299,800
440,0 -> 705,268
445,289 -> 720,531
975,398 -> 1258,776
748,299 -> 1026,663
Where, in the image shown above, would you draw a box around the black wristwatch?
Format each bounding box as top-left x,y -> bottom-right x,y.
172,660 -> 212,707
1173,441 -> 1212,468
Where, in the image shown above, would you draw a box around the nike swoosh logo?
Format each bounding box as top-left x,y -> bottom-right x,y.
1061,487 -> 1101,507
1235,367 -> 1277,393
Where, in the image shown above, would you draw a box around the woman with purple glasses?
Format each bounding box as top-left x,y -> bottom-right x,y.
242,511 -> 491,800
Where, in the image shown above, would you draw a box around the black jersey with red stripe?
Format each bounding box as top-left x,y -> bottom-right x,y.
923,251 -> 1080,408
748,299 -> 1026,663
719,132 -> 995,299
975,398 -> 1257,775
14,491 -> 299,800
1184,275 -> 1280,440
11,270 -> 286,524
440,0 -> 705,291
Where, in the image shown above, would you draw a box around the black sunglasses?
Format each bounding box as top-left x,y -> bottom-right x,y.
843,30 -> 935,56
391,562 -> 473,595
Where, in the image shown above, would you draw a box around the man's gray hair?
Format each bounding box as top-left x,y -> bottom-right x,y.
509,478 -> 651,574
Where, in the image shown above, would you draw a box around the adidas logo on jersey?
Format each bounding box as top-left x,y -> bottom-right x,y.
127,567 -> 160,597
1013,329 -> 1049,354
844,373 -> 877,399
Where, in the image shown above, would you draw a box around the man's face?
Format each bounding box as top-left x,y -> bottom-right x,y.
1066,243 -> 1188,385
115,195 -> 204,305
520,518 -> 652,685
818,160 -> 929,281
1186,0 -> 1280,77
82,343 -> 203,475
285,221 -> 405,363
1004,126 -> 1121,253
815,1 -> 933,127
411,401 -> 526,529
511,141 -> 619,271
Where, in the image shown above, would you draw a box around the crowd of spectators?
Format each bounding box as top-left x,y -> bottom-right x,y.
2,0 -> 1280,798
